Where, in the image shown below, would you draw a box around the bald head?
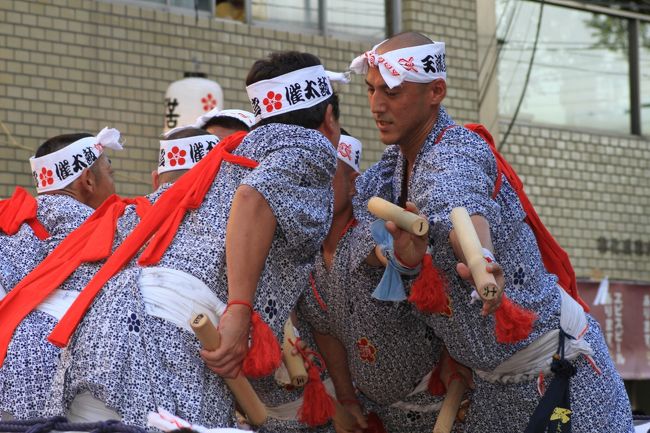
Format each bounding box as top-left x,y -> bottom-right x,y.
377,32 -> 433,54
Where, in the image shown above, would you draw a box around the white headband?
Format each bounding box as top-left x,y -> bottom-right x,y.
337,134 -> 362,174
163,108 -> 257,138
158,134 -> 219,174
349,41 -> 446,89
246,65 -> 334,122
30,127 -> 123,193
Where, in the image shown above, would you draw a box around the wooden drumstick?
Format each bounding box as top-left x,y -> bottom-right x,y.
450,207 -> 500,301
367,197 -> 429,236
282,318 -> 308,387
432,379 -> 466,433
190,313 -> 268,426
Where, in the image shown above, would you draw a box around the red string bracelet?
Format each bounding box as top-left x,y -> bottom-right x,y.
226,299 -> 254,313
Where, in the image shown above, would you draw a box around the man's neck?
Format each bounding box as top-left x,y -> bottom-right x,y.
399,110 -> 439,176
323,204 -> 354,256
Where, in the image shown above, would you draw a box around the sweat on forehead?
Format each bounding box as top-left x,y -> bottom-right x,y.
377,32 -> 434,54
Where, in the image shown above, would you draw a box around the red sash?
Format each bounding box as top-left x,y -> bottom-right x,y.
48,131 -> 256,347
0,194 -> 151,366
0,186 -> 50,240
435,124 -> 587,311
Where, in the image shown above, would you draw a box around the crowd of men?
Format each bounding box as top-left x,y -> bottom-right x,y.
0,32 -> 634,433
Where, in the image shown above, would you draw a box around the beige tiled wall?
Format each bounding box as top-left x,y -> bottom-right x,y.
2,0 -> 648,281
0,0 -> 478,198
500,122 -> 650,282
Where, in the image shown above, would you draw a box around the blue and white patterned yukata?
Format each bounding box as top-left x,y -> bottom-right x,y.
47,124 -> 336,430
355,106 -> 633,433
298,220 -> 448,433
0,194 -> 93,419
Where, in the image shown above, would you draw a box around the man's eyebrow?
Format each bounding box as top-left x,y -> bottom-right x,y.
364,79 -> 393,91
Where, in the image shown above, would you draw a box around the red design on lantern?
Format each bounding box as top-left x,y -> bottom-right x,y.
262,91 -> 283,112
39,167 -> 54,187
356,337 -> 377,363
167,146 -> 187,167
201,93 -> 218,111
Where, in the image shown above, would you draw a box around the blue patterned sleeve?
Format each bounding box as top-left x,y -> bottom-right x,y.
413,128 -> 500,244
241,132 -> 337,253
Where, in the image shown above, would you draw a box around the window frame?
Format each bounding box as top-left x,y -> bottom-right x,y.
532,0 -> 650,135
244,0 -> 399,41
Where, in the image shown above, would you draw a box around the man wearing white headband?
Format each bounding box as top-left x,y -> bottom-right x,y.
0,129 -> 121,421
154,128 -> 221,190
39,127 -> 214,424
44,51 -> 340,430
353,32 -> 633,433
298,131 -> 468,433
201,109 -> 255,139
165,108 -> 255,141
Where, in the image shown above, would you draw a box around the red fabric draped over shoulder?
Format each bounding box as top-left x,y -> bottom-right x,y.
0,186 -> 49,240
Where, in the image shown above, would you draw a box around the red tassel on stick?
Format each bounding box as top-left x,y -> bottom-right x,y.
241,312 -> 281,378
298,362 -> 335,426
494,295 -> 537,344
408,255 -> 451,315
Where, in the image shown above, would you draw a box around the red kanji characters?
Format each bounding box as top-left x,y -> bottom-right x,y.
338,142 -> 352,161
398,56 -> 418,72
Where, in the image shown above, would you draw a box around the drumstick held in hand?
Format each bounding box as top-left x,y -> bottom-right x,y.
190,313 -> 268,426
367,197 -> 429,236
450,207 -> 500,301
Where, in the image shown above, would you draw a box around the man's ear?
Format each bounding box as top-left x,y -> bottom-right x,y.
429,79 -> 447,106
151,170 -> 160,191
76,167 -> 96,195
317,104 -> 341,147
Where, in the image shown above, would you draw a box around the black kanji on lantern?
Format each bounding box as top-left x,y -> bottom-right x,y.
304,80 -> 320,100
285,83 -> 305,105
189,142 -> 205,163
165,98 -> 180,129
55,159 -> 73,181
71,154 -> 88,173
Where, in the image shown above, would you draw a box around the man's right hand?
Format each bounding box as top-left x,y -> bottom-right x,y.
199,304 -> 251,378
387,201 -> 429,267
334,401 -> 368,433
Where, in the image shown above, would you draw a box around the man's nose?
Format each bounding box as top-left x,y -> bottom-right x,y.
369,92 -> 386,114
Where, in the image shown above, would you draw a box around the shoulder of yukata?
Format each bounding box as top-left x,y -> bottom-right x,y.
432,125 -> 498,178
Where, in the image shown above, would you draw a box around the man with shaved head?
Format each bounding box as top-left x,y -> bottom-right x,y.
350,32 -> 633,433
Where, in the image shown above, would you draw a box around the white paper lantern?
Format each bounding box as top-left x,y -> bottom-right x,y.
163,72 -> 224,133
